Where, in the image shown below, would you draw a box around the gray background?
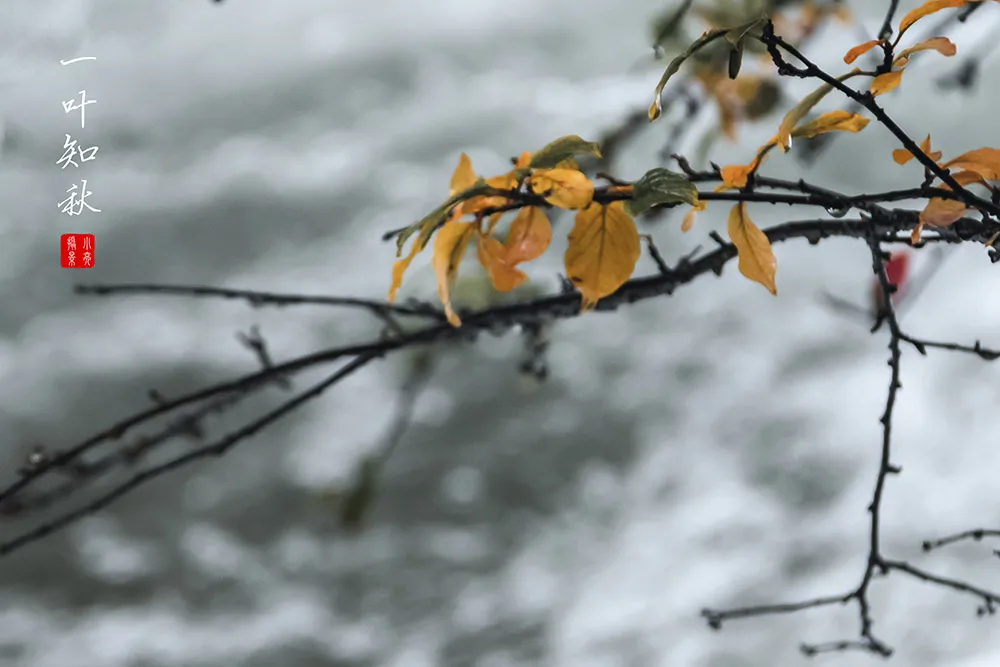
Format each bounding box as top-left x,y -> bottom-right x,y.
0,0 -> 998,665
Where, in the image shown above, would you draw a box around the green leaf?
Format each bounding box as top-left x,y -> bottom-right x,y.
625,168 -> 699,216
528,135 -> 602,169
395,179 -> 491,255
648,15 -> 764,121
728,41 -> 744,79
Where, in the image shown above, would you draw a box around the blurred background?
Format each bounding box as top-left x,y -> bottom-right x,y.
0,0 -> 999,665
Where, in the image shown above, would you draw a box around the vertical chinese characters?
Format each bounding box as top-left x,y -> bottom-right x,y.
58,56 -> 100,218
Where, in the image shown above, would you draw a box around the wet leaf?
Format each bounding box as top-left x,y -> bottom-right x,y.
727,202 -> 776,295
564,201 -> 641,309
625,167 -> 700,216
433,220 -> 478,327
528,135 -> 602,169
530,168 -> 595,210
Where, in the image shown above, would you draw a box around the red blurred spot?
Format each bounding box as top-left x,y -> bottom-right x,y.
885,251 -> 910,290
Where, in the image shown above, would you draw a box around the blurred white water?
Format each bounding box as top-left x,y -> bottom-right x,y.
0,1 -> 999,666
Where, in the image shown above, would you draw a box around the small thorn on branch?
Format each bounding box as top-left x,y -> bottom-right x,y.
236,326 -> 291,390
640,234 -> 672,276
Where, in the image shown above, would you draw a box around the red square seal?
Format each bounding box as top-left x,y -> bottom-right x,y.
60,233 -> 95,268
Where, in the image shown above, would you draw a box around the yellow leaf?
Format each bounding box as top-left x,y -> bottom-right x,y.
871,70 -> 904,96
892,135 -> 941,164
433,220 -> 477,327
681,200 -> 708,232
919,198 -> 967,227
716,143 -> 774,190
504,206 -> 552,264
844,39 -> 881,64
530,168 -> 595,210
476,232 -> 528,292
895,36 -> 956,66
775,69 -> 861,152
464,171 -> 520,215
949,170 -> 990,188
718,165 -> 753,190
790,110 -> 869,139
942,147 -> 1000,181
898,0 -> 965,37
564,201 -> 641,309
554,157 -> 580,170
911,221 -> 924,244
450,153 -> 477,196
387,235 -> 423,302
727,202 -> 776,295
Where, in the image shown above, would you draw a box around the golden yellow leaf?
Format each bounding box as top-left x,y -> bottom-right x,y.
476,232 -> 528,292
681,200 -> 708,232
775,69 -> 863,151
450,153 -> 477,196
727,202 -> 776,295
718,165 -> 753,190
504,206 -> 552,264
388,235 -> 423,302
530,168 -> 595,210
919,197 -> 967,227
463,171 -> 520,215
871,70 -> 904,96
844,39 -> 881,64
942,147 -> 1000,181
895,36 -> 956,66
514,151 -> 533,169
911,222 -> 924,244
790,110 -> 869,139
898,0 -> 965,37
892,135 -> 941,164
432,220 -> 477,327
716,144 -> 774,191
564,201 -> 641,309
949,170 -> 990,188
